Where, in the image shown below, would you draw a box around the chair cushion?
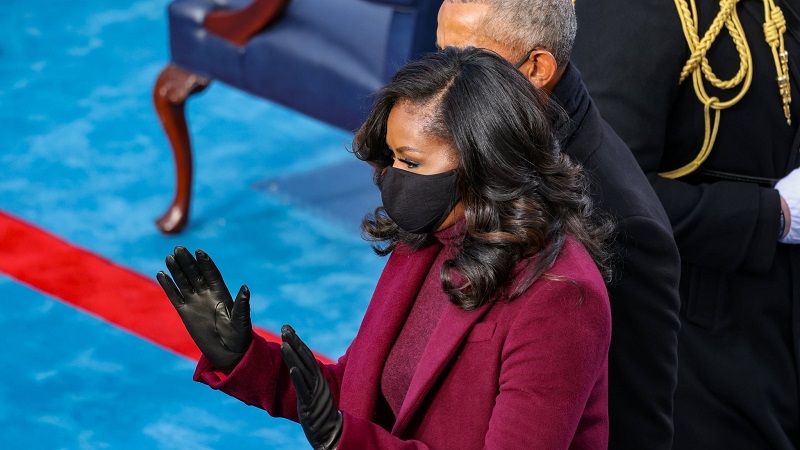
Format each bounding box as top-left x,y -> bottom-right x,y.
168,0 -> 398,130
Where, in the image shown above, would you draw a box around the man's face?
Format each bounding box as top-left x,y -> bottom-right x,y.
436,2 -> 516,62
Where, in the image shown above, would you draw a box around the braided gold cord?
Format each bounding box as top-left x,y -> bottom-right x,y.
662,0 -> 791,179
678,0 -> 749,89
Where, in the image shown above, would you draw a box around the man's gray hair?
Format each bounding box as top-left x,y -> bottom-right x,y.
445,0 -> 577,69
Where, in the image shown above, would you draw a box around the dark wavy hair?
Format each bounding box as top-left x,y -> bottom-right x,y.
353,46 -> 613,310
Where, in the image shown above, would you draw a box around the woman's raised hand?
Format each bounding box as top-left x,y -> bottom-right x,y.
157,246 -> 252,374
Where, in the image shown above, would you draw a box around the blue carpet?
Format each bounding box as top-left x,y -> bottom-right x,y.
0,0 -> 385,448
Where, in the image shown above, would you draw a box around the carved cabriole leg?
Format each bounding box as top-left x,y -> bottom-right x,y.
152,63 -> 210,234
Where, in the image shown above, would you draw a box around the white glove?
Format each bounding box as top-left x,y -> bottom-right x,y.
775,167 -> 800,243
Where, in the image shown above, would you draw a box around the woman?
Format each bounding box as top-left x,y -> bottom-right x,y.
157,46 -> 613,449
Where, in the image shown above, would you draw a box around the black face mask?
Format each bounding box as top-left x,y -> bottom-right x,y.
380,166 -> 460,234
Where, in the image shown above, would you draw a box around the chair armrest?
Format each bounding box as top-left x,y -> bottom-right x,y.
361,0 -> 419,7
204,0 -> 290,46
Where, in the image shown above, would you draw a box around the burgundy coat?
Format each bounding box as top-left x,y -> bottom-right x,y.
195,237 -> 611,449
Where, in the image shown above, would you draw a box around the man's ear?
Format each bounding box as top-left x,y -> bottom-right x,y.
519,50 -> 560,94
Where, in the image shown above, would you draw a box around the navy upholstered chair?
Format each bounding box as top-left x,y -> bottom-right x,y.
153,0 -> 442,233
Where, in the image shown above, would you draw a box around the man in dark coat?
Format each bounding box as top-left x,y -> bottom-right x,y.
437,1 -> 682,449
572,1 -> 800,448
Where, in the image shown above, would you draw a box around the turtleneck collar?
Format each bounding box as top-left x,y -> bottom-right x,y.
550,61 -> 592,148
433,218 -> 466,249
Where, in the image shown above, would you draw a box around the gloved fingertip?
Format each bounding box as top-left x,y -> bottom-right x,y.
232,286 -> 250,304
195,249 -> 209,260
281,324 -> 295,338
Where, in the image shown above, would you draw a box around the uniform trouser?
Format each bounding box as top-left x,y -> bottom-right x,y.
673,251 -> 800,449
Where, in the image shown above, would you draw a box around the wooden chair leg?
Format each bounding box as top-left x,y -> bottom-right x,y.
152,63 -> 210,234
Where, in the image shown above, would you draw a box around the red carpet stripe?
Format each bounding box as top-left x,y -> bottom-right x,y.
0,210 -> 333,365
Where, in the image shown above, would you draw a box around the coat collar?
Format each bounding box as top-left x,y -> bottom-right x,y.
551,61 -> 592,151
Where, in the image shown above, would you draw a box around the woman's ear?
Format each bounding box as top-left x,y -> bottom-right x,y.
519,50 -> 560,95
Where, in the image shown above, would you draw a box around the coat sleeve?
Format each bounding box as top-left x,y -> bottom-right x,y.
193,333 -> 347,423
193,327 -> 436,449
337,413 -> 432,449
484,278 -> 612,450
572,0 -> 782,274
606,214 -> 681,449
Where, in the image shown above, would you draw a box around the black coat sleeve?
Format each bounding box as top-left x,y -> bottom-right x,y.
576,116 -> 682,450
606,214 -> 681,450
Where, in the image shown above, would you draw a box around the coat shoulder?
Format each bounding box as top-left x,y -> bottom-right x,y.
509,237 -> 610,327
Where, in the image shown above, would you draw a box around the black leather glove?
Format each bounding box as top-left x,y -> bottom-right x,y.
280,325 -> 343,450
156,246 -> 252,374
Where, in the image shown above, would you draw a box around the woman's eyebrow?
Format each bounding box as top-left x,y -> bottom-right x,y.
395,145 -> 425,155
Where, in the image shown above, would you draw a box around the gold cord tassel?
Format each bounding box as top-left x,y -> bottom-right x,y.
763,0 -> 792,124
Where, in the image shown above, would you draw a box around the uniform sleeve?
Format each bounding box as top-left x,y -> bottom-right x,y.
572,0 -> 781,273
193,333 -> 347,422
484,279 -> 612,450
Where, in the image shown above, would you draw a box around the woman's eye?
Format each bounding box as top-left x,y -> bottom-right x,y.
398,158 -> 419,169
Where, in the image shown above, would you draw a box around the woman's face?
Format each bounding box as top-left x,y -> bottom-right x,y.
386,100 -> 457,174
385,100 -> 463,230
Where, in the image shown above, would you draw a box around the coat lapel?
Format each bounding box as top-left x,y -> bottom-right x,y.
391,300 -> 492,436
339,243 -> 442,420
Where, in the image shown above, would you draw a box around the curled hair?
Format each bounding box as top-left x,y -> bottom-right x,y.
354,47 -> 613,310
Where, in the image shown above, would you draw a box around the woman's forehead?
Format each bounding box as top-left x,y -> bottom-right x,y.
386,102 -> 456,159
